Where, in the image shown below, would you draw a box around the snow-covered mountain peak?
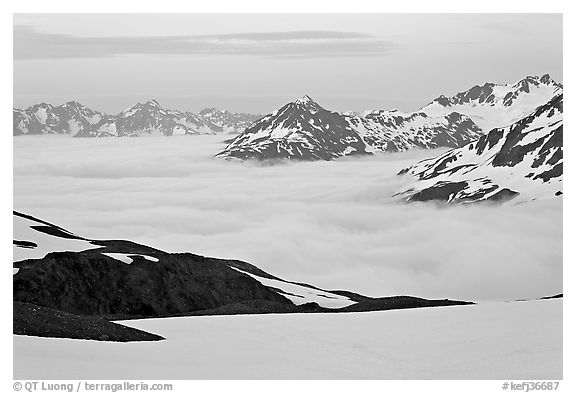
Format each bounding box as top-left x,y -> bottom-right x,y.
15,100 -> 262,137
62,100 -> 83,109
421,74 -> 562,132
124,99 -> 162,111
362,108 -> 414,119
281,95 -> 324,116
145,99 -> 161,108
120,100 -> 166,118
538,74 -> 554,85
426,74 -> 561,109
196,107 -> 263,134
295,95 -> 315,105
398,93 -> 563,204
198,108 -> 219,115
30,102 -> 53,110
216,92 -> 484,161
515,74 -> 559,88
216,95 -> 369,160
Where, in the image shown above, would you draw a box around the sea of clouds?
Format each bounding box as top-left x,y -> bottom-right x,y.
13,135 -> 562,301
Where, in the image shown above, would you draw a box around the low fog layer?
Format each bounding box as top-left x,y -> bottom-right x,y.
13,136 -> 562,301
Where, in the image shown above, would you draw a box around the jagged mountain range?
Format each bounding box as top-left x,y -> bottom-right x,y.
13,100 -> 262,137
216,95 -> 484,160
13,211 -> 472,341
344,110 -> 483,153
420,74 -> 562,132
14,74 -> 561,158
217,74 -> 561,161
14,101 -> 103,137
396,93 -> 563,204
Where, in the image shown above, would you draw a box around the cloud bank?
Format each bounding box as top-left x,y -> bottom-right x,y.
13,136 -> 562,301
14,26 -> 394,60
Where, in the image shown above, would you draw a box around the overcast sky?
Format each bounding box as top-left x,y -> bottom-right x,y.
13,13 -> 562,114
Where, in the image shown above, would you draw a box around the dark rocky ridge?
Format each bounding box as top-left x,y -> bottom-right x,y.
14,301 -> 164,342
540,294 -> 563,300
14,248 -> 294,317
111,297 -> 473,319
337,296 -> 473,313
14,211 -> 474,341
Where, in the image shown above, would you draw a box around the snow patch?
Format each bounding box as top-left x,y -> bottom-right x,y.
13,214 -> 99,262
230,267 -> 356,308
34,108 -> 48,124
101,253 -> 159,264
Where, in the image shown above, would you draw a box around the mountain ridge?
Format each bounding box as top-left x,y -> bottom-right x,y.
217,95 -> 484,160
420,74 -> 562,132
14,100 -> 263,137
13,210 -> 473,340
396,93 -> 563,204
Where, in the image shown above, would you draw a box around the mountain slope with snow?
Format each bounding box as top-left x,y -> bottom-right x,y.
10,212 -> 363,313
13,210 -> 472,342
13,101 -> 104,136
397,94 -> 563,203
421,74 -> 562,133
217,96 -> 483,160
14,101 -> 262,137
77,100 -> 197,137
216,95 -> 370,160
345,110 -> 483,152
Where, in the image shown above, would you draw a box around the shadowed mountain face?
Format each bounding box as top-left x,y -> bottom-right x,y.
216,95 -> 370,161
14,250 -> 294,316
420,74 -> 563,133
216,95 -> 483,161
13,210 -> 293,317
13,210 -> 364,317
13,211 -> 472,340
13,100 -> 262,137
397,94 -> 563,204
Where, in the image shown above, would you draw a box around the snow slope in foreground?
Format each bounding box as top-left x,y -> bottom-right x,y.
229,266 -> 356,308
13,299 -> 561,379
13,212 -> 99,262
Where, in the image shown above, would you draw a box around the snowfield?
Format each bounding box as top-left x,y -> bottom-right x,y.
13,299 -> 561,379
